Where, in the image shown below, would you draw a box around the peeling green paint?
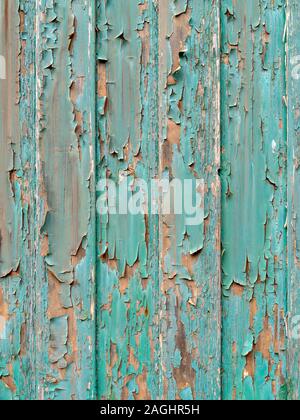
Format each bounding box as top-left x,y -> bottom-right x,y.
287,0 -> 300,401
0,0 -> 36,400
96,0 -> 161,400
221,0 -> 287,400
157,0 -> 221,400
96,0 -> 221,400
0,0 -> 300,401
36,0 -> 97,400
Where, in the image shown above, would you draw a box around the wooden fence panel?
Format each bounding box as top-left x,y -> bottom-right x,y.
1,0 -> 300,401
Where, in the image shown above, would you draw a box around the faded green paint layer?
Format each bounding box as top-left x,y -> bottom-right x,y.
221,0 -> 287,400
287,0 -> 300,401
96,0 -> 221,400
0,0 -> 36,400
1,0 -> 300,401
157,0 -> 221,400
96,0 -> 161,400
36,0 -> 96,400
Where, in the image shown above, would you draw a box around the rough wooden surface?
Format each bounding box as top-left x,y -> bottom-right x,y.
221,0 -> 287,400
1,0 -> 300,401
36,0 -> 97,399
287,0 -> 300,401
96,0 -> 221,400
157,0 -> 221,400
0,0 -> 36,400
96,0 -> 161,400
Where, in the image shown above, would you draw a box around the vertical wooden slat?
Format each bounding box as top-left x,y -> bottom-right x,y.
36,0 -> 96,400
0,0 -> 36,400
0,2 -> 21,279
221,0 -> 287,400
287,0 -> 300,401
158,0 -> 221,400
96,0 -> 161,400
96,0 -> 221,400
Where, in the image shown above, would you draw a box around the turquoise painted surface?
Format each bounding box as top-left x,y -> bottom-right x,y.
156,0 -> 221,399
96,0 -> 162,399
0,0 -> 36,399
287,0 -> 300,401
221,0 -> 287,400
0,0 -> 300,401
96,0 -> 221,400
36,0 -> 97,399
1,0 -> 97,400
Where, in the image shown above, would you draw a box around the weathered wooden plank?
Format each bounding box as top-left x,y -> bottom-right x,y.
0,0 -> 36,400
36,0 -> 96,400
96,0 -> 161,400
158,0 -> 221,400
96,0 -> 221,400
287,0 -> 300,401
0,1 -> 21,280
221,0 -> 287,400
